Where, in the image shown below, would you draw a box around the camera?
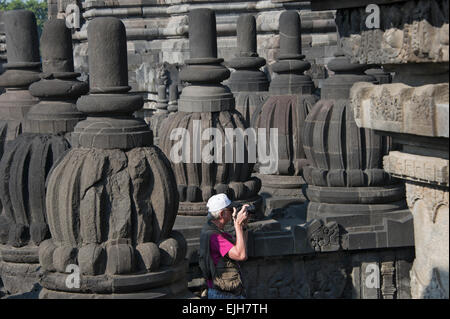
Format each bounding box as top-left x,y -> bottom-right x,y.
231,203 -> 256,221
233,204 -> 256,213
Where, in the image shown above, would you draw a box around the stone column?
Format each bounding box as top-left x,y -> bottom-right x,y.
0,10 -> 41,155
226,14 -> 270,126
253,11 -> 319,215
39,17 -> 190,298
310,0 -> 449,298
0,19 -> 88,296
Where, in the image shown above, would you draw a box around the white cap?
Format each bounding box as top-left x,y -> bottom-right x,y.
206,193 -> 232,213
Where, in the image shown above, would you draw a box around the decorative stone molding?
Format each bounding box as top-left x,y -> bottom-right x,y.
351,82 -> 449,138
405,182 -> 449,223
384,151 -> 449,187
334,0 -> 449,65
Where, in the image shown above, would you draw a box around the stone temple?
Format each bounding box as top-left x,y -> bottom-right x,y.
0,0 -> 448,299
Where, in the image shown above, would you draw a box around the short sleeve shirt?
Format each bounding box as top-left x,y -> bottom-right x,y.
207,232 -> 234,288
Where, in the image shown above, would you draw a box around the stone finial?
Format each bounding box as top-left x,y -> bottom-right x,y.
73,17 -> 152,149
178,8 -> 233,112
226,14 -> 269,92
3,10 -> 40,69
322,49 -> 374,100
87,17 -> 129,93
40,18 -> 74,74
188,8 -> 218,60
278,10 -> 303,60
270,10 -> 314,94
236,14 -> 258,57
0,10 -> 41,88
26,19 -> 88,134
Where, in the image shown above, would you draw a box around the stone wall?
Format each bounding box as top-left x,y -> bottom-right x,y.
50,0 -> 338,114
241,247 -> 414,299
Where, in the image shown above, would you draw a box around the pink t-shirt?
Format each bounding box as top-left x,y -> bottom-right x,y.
207,232 -> 234,288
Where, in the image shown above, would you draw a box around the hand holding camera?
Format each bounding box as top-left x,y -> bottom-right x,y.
232,204 -> 250,228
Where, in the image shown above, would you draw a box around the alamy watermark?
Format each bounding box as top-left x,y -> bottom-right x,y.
365,4 -> 380,29
169,120 -> 279,174
365,263 -> 380,289
65,264 -> 80,289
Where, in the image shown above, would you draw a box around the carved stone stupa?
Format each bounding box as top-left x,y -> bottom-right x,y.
39,17 -> 189,298
0,19 -> 88,295
302,49 -> 414,251
160,9 -> 262,217
253,11 -> 319,213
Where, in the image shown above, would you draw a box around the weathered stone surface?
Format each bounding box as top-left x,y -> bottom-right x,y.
334,0 -> 449,65
351,82 -> 449,138
241,246 -> 414,299
41,146 -> 186,296
406,182 -> 448,298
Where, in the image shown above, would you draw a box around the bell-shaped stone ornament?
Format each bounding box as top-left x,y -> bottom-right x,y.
39,17 -> 190,299
159,9 -> 262,216
302,50 -> 412,250
252,11 -> 319,212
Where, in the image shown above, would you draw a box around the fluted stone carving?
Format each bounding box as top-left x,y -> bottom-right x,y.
0,20 -> 88,296
159,9 -> 262,217
226,14 -> 270,127
39,17 -> 189,299
302,50 -> 414,250
253,11 -> 319,210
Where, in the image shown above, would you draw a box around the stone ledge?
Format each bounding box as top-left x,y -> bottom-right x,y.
384,151 -> 449,187
350,82 -> 449,138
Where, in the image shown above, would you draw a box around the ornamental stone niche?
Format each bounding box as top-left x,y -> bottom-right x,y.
0,10 -> 40,163
302,49 -> 415,253
0,19 -> 88,295
39,17 -> 190,299
226,14 -> 270,127
313,0 -> 449,298
252,11 -> 319,213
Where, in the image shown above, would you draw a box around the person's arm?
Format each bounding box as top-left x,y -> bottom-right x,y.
227,206 -> 249,261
